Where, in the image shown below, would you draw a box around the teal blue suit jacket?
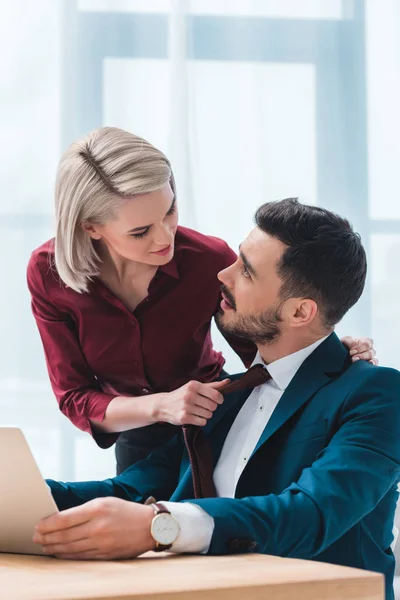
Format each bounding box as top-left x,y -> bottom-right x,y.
48,334 -> 400,599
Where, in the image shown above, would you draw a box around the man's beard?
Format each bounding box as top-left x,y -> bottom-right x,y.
216,285 -> 283,345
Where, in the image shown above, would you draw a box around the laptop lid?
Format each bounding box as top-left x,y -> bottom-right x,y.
0,427 -> 58,555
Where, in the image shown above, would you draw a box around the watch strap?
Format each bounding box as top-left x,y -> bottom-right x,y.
152,502 -> 170,516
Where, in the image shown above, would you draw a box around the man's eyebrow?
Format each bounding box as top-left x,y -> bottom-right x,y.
126,197 -> 175,233
238,245 -> 258,278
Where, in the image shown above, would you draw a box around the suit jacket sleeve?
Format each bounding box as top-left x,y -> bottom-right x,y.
190,367 -> 400,558
47,432 -> 184,511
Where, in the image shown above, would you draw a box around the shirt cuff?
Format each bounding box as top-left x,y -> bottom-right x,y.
161,501 -> 215,554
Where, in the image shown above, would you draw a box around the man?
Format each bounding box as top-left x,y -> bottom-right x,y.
35,199 -> 400,600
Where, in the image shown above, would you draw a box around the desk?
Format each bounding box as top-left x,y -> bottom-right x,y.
0,552 -> 384,600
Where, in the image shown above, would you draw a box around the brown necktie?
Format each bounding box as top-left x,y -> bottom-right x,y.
182,364 -> 271,499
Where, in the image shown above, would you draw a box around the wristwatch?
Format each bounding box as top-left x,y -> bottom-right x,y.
150,502 -> 180,551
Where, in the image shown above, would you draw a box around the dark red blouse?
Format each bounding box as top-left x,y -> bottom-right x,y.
27,226 -> 256,447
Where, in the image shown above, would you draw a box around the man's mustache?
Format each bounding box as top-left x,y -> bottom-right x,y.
220,284 -> 237,311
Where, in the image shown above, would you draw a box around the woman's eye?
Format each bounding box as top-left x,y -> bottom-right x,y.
130,228 -> 149,239
166,202 -> 176,217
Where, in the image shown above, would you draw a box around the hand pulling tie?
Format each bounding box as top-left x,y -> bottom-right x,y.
182,364 -> 271,499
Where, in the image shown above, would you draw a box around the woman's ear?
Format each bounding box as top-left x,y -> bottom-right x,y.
81,222 -> 102,240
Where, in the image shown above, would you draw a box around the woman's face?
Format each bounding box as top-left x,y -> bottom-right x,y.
85,182 -> 178,266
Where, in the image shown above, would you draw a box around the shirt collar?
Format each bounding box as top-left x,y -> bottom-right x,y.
251,335 -> 330,391
157,231 -> 186,280
159,257 -> 179,279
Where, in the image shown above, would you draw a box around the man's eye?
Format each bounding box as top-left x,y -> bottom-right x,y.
242,266 -> 251,278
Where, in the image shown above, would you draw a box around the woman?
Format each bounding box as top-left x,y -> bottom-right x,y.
27,127 -> 375,474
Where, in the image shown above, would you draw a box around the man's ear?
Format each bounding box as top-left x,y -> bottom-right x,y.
81,221 -> 101,240
283,298 -> 318,328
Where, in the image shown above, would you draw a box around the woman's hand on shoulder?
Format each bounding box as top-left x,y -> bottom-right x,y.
341,336 -> 378,365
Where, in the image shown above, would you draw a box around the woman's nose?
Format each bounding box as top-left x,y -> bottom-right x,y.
154,223 -> 174,247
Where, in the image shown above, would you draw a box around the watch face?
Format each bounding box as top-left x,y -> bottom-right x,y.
151,513 -> 180,546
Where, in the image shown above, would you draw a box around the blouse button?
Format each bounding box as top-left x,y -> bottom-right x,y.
142,388 -> 149,394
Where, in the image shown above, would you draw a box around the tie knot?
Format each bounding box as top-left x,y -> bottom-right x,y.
220,363 -> 271,395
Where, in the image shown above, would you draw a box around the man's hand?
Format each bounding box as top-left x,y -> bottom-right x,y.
33,498 -> 154,560
341,336 -> 378,365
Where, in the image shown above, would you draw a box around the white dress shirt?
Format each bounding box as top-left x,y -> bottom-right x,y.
163,337 -> 328,553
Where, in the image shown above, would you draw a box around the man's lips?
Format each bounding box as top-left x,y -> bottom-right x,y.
221,292 -> 235,311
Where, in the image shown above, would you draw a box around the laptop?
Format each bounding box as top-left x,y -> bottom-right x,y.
0,427 -> 58,555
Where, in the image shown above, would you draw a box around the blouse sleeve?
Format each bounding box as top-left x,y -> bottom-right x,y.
27,255 -> 118,448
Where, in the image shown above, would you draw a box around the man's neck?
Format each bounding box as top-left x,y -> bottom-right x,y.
257,330 -> 332,365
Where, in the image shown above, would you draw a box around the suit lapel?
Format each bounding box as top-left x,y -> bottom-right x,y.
250,333 -> 349,458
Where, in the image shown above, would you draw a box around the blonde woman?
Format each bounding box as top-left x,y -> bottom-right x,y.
27,127 -> 376,474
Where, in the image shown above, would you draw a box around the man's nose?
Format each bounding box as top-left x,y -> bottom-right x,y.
218,263 -> 234,285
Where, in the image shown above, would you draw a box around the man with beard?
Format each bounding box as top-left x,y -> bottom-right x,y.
35,199 -> 400,600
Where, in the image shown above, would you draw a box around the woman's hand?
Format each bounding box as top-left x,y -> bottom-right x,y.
153,379 -> 230,427
341,336 -> 378,365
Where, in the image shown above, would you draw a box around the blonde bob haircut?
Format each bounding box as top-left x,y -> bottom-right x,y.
54,126 -> 175,293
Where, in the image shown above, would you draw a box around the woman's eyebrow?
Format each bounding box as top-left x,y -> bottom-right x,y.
127,224 -> 151,233
126,197 -> 175,234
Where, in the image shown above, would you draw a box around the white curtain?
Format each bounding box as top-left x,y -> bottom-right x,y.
1,0 -> 400,497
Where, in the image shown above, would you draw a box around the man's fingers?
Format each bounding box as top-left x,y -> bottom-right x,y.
41,537 -> 97,556
34,521 -> 92,546
36,503 -> 96,534
55,549 -> 106,560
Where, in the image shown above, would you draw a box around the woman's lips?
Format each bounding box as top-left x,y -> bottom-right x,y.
151,244 -> 172,256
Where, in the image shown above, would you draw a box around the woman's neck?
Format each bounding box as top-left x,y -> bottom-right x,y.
97,241 -> 157,284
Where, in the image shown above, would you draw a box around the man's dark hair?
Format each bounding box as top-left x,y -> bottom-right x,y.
255,198 -> 367,327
